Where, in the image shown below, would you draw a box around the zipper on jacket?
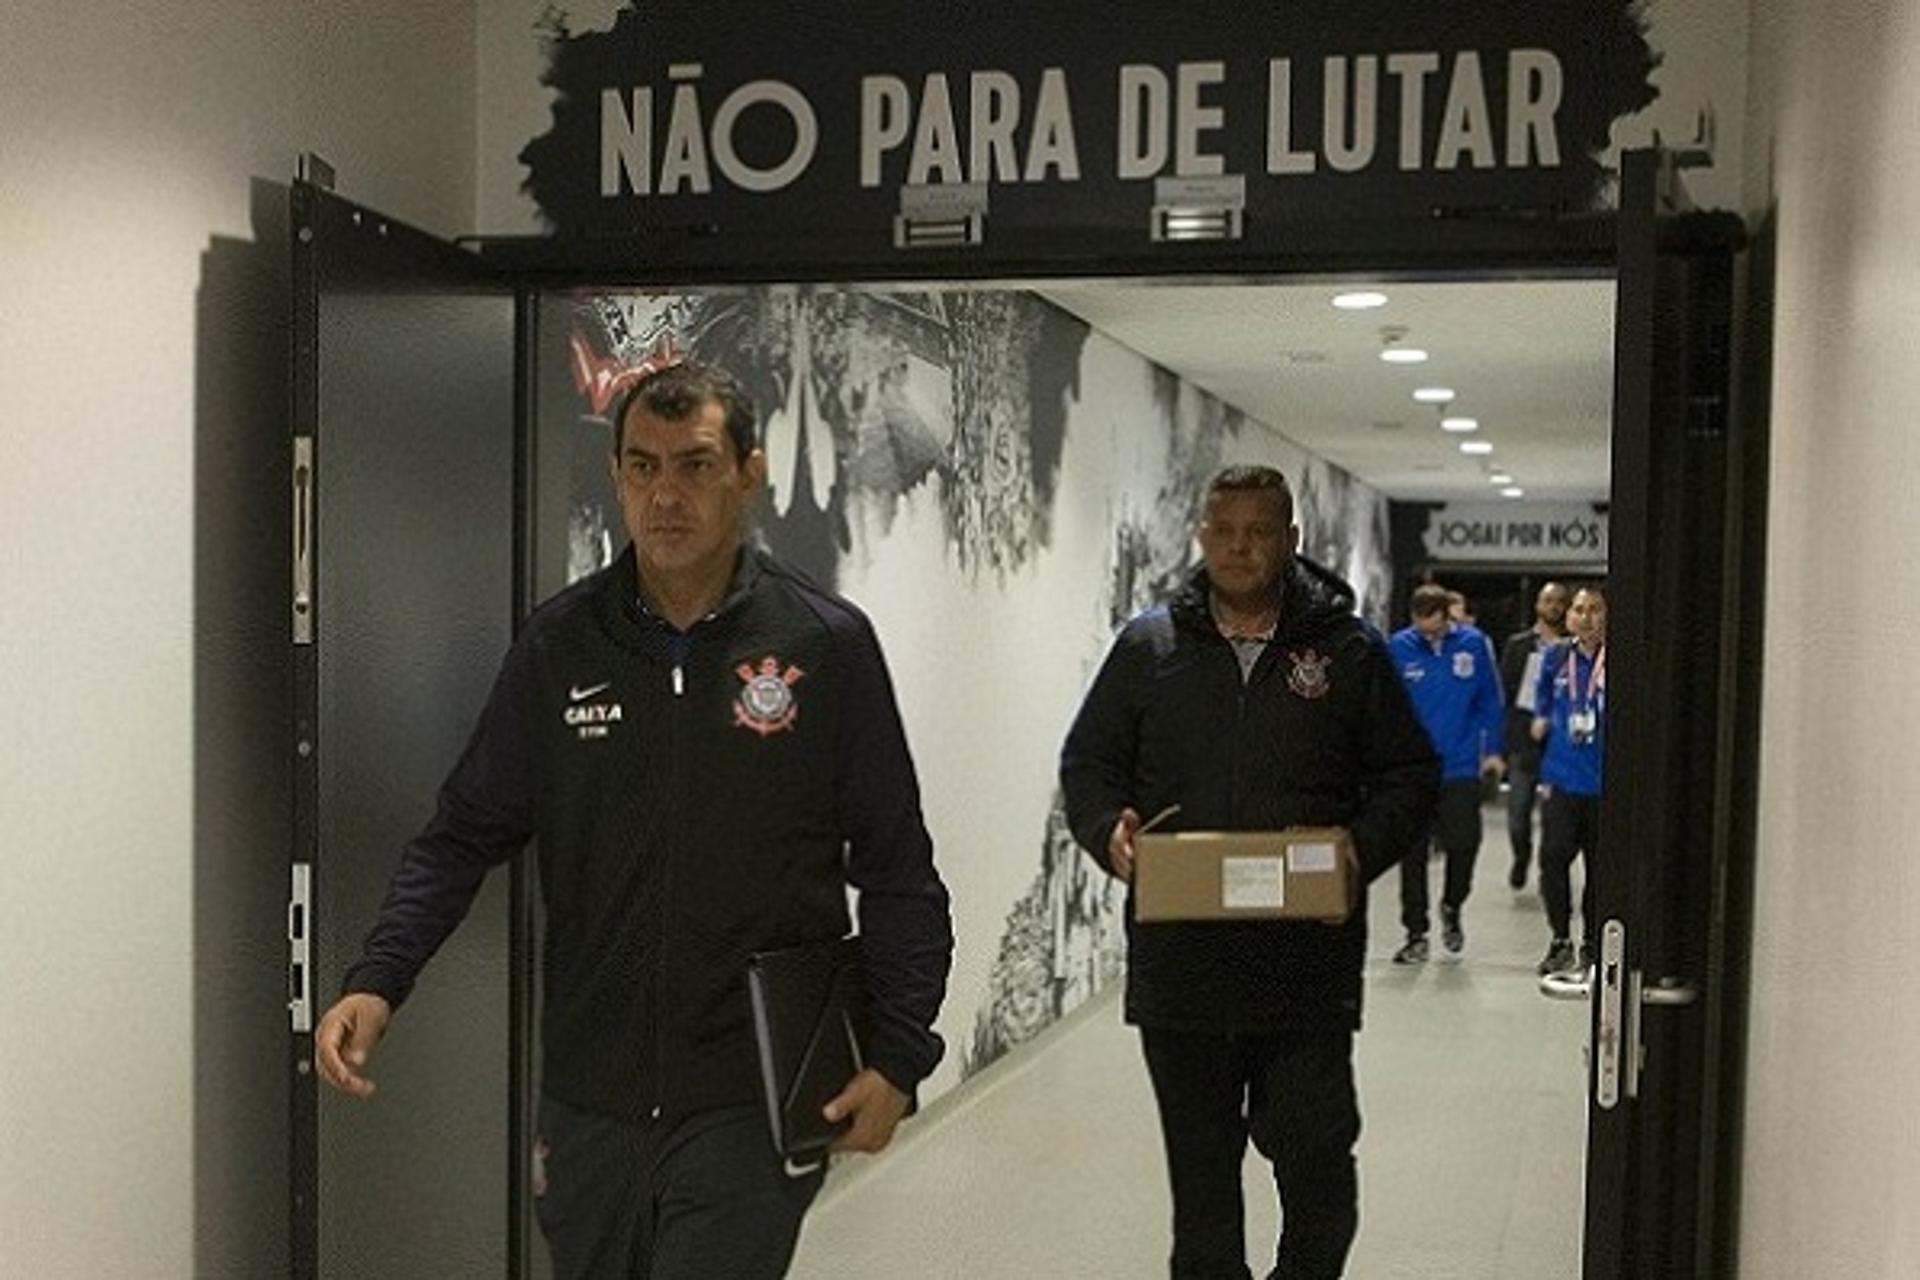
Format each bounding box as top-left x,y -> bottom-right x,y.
672,665 -> 684,696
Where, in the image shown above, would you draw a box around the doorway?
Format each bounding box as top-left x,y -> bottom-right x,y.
288,152 -> 1755,1279
516,272 -> 1613,1279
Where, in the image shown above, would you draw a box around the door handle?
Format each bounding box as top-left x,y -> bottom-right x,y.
1538,970 -> 1591,1001
1624,973 -> 1702,1101
1640,977 -> 1698,1007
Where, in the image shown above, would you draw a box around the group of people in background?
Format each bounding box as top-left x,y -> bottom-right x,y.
1391,578 -> 1611,978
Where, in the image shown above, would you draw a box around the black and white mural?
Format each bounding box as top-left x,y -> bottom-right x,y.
534,286 -> 1393,1094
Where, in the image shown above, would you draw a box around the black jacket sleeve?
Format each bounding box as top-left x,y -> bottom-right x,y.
1058,624 -> 1144,875
1345,631 -> 1442,884
1499,631 -> 1538,754
341,643 -> 537,1009
835,616 -> 953,1096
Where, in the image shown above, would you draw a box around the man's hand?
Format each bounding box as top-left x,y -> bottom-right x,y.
315,992 -> 393,1099
1480,755 -> 1507,781
824,1068 -> 911,1155
1108,807 -> 1143,882
1531,717 -> 1549,742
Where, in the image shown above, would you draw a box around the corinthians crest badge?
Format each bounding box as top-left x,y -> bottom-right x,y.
1287,648 -> 1333,700
733,655 -> 805,737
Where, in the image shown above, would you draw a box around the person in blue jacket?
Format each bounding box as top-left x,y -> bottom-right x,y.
1388,584 -> 1507,963
1531,584 -> 1608,976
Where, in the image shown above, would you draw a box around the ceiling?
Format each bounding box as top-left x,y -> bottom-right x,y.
1036,278 -> 1617,503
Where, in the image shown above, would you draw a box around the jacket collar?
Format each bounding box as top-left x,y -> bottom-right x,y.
1173,556 -> 1356,643
611,542 -> 765,634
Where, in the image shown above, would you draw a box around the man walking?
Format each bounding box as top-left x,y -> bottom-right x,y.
1388,585 -> 1506,963
1061,465 -> 1437,1280
312,360 -> 953,1279
1499,582 -> 1570,888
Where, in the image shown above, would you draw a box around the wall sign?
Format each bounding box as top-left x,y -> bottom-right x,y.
1421,502 -> 1608,564
519,0 -> 1660,250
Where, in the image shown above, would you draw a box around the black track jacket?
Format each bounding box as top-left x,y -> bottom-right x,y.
343,546 -> 953,1124
1060,558 -> 1438,1031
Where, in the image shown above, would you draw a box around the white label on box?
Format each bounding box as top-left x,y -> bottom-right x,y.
1222,857 -> 1286,910
1288,842 -> 1339,874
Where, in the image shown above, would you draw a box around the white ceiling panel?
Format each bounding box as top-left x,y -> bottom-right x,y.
1037,278 -> 1616,503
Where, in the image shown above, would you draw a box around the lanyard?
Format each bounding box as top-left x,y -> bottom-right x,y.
1572,644 -> 1606,709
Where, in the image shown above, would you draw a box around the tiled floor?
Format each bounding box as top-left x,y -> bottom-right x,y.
791,814 -> 1590,1278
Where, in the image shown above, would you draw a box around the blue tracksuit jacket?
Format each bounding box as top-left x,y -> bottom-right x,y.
1534,640 -> 1606,796
1388,623 -> 1506,783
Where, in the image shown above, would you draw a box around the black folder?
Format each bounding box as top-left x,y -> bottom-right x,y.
745,936 -> 869,1168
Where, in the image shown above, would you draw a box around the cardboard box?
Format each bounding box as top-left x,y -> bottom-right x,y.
1134,827 -> 1356,923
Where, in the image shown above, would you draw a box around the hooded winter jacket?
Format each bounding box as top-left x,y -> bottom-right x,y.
1060,558 -> 1438,1030
342,546 -> 952,1124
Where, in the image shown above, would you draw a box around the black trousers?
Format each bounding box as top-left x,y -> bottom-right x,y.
1505,743 -> 1544,867
1399,779 -> 1483,935
533,1096 -> 822,1280
1140,1025 -> 1361,1280
1540,790 -> 1603,943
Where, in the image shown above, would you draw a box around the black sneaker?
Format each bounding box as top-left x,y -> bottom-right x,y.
1441,908 -> 1465,956
1392,935 -> 1430,965
1579,940 -> 1596,970
1538,938 -> 1576,976
1508,856 -> 1529,890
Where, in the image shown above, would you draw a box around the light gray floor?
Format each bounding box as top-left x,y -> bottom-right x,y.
791,806 -> 1590,1279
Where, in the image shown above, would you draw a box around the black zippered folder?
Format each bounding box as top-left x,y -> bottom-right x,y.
746,936 -> 869,1165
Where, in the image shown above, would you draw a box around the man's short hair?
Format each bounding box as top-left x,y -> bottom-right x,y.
612,360 -> 758,462
1206,465 -> 1295,525
1410,584 -> 1453,619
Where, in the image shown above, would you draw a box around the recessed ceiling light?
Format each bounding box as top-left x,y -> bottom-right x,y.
1460,441 -> 1494,455
1380,347 -> 1429,364
1501,487 -> 1526,498
1488,472 -> 1514,485
1440,416 -> 1479,432
1413,387 -> 1456,404
1332,291 -> 1389,310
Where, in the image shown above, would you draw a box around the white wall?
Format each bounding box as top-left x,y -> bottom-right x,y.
1741,0 -> 1920,1275
0,3 -> 479,1275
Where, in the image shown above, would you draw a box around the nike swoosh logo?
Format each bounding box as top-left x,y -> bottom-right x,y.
569,682 -> 611,702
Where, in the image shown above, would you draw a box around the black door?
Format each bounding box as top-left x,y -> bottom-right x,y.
287,179 -> 521,1279
1580,147 -> 1752,1277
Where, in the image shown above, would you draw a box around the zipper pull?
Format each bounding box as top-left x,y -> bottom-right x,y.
672,665 -> 684,697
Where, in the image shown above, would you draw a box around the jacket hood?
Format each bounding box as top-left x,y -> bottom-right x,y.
1173,555 -> 1358,637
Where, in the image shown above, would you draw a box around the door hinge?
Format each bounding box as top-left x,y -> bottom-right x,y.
288,863 -> 313,1032
292,437 -> 314,644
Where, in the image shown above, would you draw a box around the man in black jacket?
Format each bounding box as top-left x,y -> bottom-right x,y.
313,361 -> 953,1279
1061,465 -> 1437,1280
1498,581 -> 1570,888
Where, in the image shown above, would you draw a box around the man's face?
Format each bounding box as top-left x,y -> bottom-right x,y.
1536,583 -> 1571,628
610,401 -> 764,582
1198,488 -> 1295,605
1568,590 -> 1607,643
1413,609 -> 1450,641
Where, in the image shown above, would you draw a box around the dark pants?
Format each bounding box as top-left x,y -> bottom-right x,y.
1540,790 -> 1603,943
1505,744 -> 1543,869
534,1096 -> 822,1280
1140,1025 -> 1361,1280
1399,779 -> 1482,936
